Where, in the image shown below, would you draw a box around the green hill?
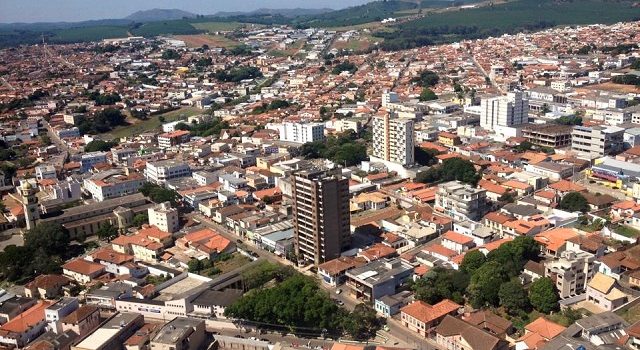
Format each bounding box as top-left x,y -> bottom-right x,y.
294,1 -> 419,28
376,0 -> 640,50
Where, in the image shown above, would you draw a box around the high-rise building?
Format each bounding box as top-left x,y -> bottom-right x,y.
269,122 -> 325,144
372,114 -> 415,166
480,91 -> 528,131
435,181 -> 489,222
571,125 -> 624,157
292,167 -> 350,266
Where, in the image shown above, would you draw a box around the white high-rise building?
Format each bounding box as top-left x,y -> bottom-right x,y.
269,122 -> 325,144
480,91 -> 528,131
372,114 -> 415,166
148,202 -> 180,233
382,91 -> 399,107
144,160 -> 191,185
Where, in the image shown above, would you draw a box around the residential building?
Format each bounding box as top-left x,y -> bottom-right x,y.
374,290 -> 413,317
345,258 -> 413,302
434,315 -> 510,350
372,113 -> 415,166
60,305 -> 100,339
400,300 -> 461,337
157,130 -> 190,149
24,274 -> 71,299
80,152 -> 108,173
62,259 -> 105,284
586,272 -> 628,311
176,228 -> 234,259
83,169 -> 145,202
571,125 -> 624,158
544,249 -> 596,298
292,167 -> 351,266
0,301 -> 53,348
522,124 -> 573,148
269,122 -> 325,144
480,91 -> 528,131
35,165 -> 57,180
148,202 -> 180,233
150,318 -> 205,350
435,181 -> 489,221
144,160 -> 191,185
45,298 -> 79,333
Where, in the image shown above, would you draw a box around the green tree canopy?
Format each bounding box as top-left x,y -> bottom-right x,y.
466,261 -> 507,308
460,250 -> 487,275
413,267 -> 468,305
412,70 -> 439,87
498,280 -> 530,315
416,157 -> 480,185
419,88 -> 438,101
558,192 -> 590,213
84,140 -> 118,153
529,277 -> 559,314
96,223 -> 119,241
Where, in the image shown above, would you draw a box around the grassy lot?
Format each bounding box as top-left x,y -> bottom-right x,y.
131,20 -> 200,37
618,303 -> 640,324
51,26 -> 129,43
215,253 -> 251,274
174,34 -> 240,48
614,225 -> 640,238
192,22 -> 247,32
105,107 -> 201,139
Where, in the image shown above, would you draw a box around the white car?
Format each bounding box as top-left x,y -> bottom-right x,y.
335,288 -> 342,295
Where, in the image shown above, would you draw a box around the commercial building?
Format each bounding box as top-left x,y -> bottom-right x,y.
144,160 -> 191,185
292,167 -> 351,266
372,114 -> 415,166
148,202 -> 180,233
83,169 -> 145,202
522,124 -> 573,148
71,313 -> 143,350
150,318 -> 205,350
480,91 -> 528,131
345,258 -> 413,302
571,125 -> 624,158
435,181 -> 489,222
80,152 -> 108,173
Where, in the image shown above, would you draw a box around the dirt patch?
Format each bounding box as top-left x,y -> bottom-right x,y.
174,34 -> 239,48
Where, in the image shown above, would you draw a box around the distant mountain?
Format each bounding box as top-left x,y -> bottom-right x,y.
125,9 -> 197,22
212,8 -> 333,18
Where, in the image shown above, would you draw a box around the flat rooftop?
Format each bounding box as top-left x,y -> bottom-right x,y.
154,274 -> 211,301
152,317 -> 203,344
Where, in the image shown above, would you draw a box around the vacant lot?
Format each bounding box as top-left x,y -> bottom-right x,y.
105,107 -> 201,139
192,21 -> 247,32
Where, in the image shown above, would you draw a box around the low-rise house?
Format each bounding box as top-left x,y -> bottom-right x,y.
0,301 -> 53,347
175,228 -> 235,260
60,305 -> 100,339
515,317 -> 565,350
586,272 -> 628,311
62,259 -> 105,284
24,275 -> 71,299
318,256 -> 366,286
374,290 -> 413,318
434,315 -> 510,350
149,317 -> 205,350
400,299 -> 461,337
191,289 -> 243,319
462,310 -> 513,338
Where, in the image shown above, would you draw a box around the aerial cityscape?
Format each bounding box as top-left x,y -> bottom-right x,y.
1,1 -> 640,350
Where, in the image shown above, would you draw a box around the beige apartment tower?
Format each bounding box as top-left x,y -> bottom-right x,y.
292,167 -> 350,266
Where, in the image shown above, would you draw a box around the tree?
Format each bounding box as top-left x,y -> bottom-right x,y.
515,141 -> 534,152
412,70 -> 439,87
132,213 -> 148,228
84,140 -> 117,153
342,304 -> 380,340
416,157 -> 480,186
158,116 -> 165,123
162,49 -> 181,60
188,259 -> 204,273
419,88 -> 438,101
96,223 -> 118,241
415,147 -> 439,166
460,250 -> 487,274
498,280 -> 530,315
24,223 -> 70,255
558,192 -> 589,213
529,277 -> 559,313
139,182 -> 179,206
467,261 -> 506,308
487,236 -> 540,278
413,267 -> 468,305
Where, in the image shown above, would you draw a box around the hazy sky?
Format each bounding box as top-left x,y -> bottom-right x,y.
0,0 -> 373,23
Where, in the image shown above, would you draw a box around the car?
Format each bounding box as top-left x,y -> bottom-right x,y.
383,325 -> 390,331
236,239 -> 243,243
234,335 -> 244,338
335,288 -> 342,295
336,300 -> 344,306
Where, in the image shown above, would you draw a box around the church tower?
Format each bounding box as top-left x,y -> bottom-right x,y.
19,180 -> 39,230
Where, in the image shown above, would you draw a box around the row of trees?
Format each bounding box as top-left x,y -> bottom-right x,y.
175,118 -> 230,138
252,99 -> 291,114
77,108 -> 127,135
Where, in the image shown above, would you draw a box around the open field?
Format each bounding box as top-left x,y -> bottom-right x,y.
174,34 -> 240,48
332,34 -> 380,51
192,21 -> 247,32
580,82 -> 640,94
215,254 -> 251,274
618,303 -> 640,324
131,20 -> 200,37
105,107 -> 202,139
51,26 -> 129,43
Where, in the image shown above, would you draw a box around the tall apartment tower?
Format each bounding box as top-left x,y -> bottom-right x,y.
20,180 -> 39,230
480,91 -> 528,131
372,114 -> 415,166
291,167 -> 350,266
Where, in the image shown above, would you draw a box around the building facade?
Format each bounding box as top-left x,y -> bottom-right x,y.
372,113 -> 415,166
292,167 -> 350,266
480,91 -> 528,131
148,202 -> 180,233
435,181 -> 489,222
144,160 -> 191,185
571,125 -> 624,157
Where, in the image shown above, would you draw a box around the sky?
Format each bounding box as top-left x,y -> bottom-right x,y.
0,0 -> 373,23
